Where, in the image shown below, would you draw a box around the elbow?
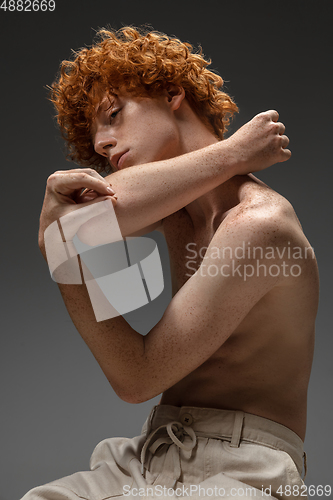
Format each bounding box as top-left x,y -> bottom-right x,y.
120,394 -> 149,405
112,380 -> 156,405
117,387 -> 152,405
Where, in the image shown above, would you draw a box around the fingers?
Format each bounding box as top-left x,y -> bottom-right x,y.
272,118 -> 290,158
278,134 -> 292,161
76,194 -> 117,207
279,147 -> 292,161
280,134 -> 289,148
79,189 -> 101,203
269,110 -> 279,122
276,122 -> 285,135
257,110 -> 279,122
47,169 -> 115,199
78,187 -> 118,204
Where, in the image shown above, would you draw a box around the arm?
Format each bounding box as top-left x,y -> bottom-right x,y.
58,211 -> 289,403
101,109 -> 288,238
39,110 -> 290,251
39,110 -> 291,400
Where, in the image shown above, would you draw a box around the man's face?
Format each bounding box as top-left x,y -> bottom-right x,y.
92,90 -> 182,171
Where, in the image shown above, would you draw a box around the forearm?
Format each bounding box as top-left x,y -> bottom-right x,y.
45,141 -> 235,396
104,140 -> 237,236
53,142 -> 235,397
41,110 -> 290,400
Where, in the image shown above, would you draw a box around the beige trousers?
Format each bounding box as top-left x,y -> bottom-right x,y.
21,405 -> 307,499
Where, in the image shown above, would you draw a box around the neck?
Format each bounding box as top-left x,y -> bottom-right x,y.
174,100 -> 248,230
185,175 -> 247,231
178,126 -> 241,229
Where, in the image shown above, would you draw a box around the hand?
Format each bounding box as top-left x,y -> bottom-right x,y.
38,168 -> 117,259
227,110 -> 291,175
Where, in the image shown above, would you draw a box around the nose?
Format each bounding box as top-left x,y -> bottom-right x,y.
94,131 -> 117,157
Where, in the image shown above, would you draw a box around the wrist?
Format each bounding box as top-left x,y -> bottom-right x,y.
216,138 -> 240,179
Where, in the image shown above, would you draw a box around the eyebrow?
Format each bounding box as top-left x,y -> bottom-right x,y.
96,94 -> 117,114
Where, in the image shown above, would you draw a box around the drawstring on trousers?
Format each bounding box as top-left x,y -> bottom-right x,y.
139,411 -> 245,488
140,420 -> 197,481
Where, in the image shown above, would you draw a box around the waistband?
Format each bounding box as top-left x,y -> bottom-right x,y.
141,405 -> 305,476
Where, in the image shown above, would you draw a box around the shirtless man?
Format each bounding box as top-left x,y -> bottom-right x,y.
25,27 -> 319,499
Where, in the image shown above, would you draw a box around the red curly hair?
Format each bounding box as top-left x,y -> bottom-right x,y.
50,26 -> 238,173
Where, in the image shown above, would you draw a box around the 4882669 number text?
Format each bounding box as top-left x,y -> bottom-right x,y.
1,0 -> 55,11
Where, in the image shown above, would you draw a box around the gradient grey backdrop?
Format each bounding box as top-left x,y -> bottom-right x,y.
0,1 -> 332,498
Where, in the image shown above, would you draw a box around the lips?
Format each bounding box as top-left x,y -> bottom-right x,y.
111,150 -> 129,170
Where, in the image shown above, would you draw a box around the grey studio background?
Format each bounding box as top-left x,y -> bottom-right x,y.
0,0 -> 332,498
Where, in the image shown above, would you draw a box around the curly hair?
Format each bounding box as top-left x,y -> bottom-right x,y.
50,26 -> 238,173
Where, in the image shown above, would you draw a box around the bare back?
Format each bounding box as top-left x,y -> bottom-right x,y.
159,176 -> 319,440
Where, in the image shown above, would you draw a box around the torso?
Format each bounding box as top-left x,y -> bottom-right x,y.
158,177 -> 319,440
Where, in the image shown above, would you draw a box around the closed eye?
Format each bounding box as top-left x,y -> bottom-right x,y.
109,109 -> 120,123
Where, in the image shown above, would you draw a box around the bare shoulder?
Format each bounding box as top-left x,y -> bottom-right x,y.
220,182 -> 309,250
210,182 -> 319,293
226,181 -> 286,221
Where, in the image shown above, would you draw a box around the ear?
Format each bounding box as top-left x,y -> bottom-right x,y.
164,85 -> 185,111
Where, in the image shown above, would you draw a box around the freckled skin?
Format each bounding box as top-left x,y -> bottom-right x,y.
41,88 -> 318,442
160,176 -> 318,440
